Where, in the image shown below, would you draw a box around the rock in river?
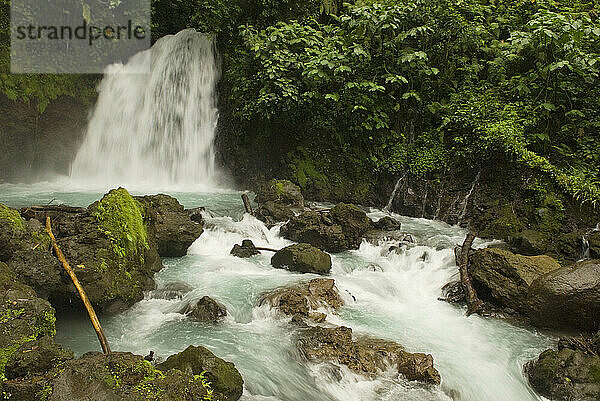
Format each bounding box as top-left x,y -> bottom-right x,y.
259,278 -> 344,319
298,325 -> 440,384
280,203 -> 372,253
157,345 -> 244,401
527,259 -> 600,331
271,243 -> 332,274
135,194 -> 204,257
180,296 -> 227,322
469,248 -> 561,314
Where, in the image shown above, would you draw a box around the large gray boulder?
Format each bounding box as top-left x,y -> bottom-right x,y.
469,248 -> 561,313
271,243 -> 332,274
528,259 -> 600,331
280,203 -> 372,253
157,345 -> 244,401
135,194 -> 204,257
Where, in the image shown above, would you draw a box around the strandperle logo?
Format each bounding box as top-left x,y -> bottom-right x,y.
10,0 -> 150,74
14,20 -> 147,46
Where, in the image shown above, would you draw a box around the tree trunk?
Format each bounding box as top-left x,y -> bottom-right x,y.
458,232 -> 484,316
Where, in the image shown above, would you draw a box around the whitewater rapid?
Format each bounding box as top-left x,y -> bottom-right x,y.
46,192 -> 553,401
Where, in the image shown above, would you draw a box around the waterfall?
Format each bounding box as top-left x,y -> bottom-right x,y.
384,174 -> 406,212
458,171 -> 481,222
70,29 -> 220,190
580,236 -> 591,261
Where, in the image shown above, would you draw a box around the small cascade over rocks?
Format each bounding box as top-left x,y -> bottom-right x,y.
580,236 -> 591,261
70,29 -> 220,190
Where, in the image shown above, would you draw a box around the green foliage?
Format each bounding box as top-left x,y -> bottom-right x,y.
226,0 -> 600,206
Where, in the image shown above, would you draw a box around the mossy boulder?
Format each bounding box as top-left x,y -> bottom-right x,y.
157,345 -> 243,401
0,207 -> 64,300
298,325 -> 440,384
254,180 -> 303,227
511,229 -> 548,256
527,348 -> 600,401
0,262 -> 70,385
135,194 -> 204,257
469,248 -> 561,314
329,203 -> 372,244
26,351 -> 213,401
255,179 -> 303,207
43,188 -> 164,313
528,259 -> 600,331
5,336 -> 73,381
271,243 -> 332,275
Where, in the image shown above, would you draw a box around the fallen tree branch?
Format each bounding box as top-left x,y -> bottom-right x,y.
458,231 -> 484,316
241,193 -> 254,215
255,247 -> 279,252
45,216 -> 111,355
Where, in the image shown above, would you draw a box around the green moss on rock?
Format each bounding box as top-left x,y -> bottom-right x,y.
92,188 -> 149,263
157,346 -> 242,401
0,204 -> 24,231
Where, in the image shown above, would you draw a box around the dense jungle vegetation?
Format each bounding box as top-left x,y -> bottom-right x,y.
1,0 -> 599,208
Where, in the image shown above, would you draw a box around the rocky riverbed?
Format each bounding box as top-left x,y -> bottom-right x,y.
0,181 -> 598,400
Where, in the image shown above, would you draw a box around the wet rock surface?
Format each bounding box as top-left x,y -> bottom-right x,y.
40,351 -> 211,401
180,296 -> 228,322
230,239 -> 261,258
259,278 -> 344,319
280,203 -> 372,252
135,194 -> 204,257
372,216 -> 402,231
297,325 -> 441,384
157,345 -> 244,401
271,243 -> 332,274
527,347 -> 600,401
527,259 -> 600,331
0,262 -> 70,385
469,248 -> 561,314
254,180 -> 304,227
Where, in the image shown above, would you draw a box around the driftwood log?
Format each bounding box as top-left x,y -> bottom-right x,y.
45,216 -> 111,354
457,232 -> 484,316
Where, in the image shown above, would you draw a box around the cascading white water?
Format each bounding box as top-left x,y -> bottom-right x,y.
70,29 -> 220,190
384,174 -> 406,211
458,172 -> 481,222
580,236 -> 591,261
49,192 -> 553,401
